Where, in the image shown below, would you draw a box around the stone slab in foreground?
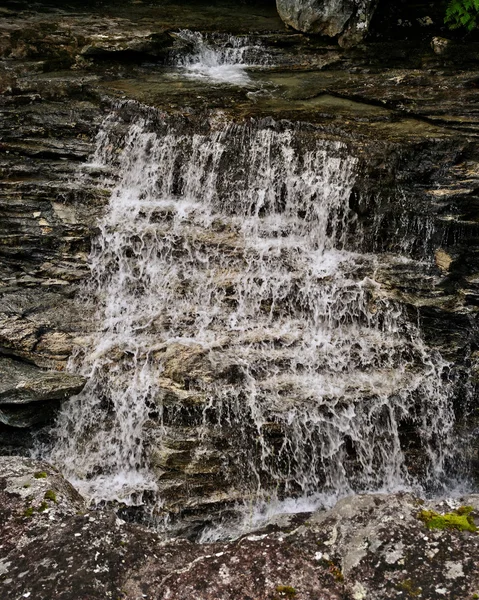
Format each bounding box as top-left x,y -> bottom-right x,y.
0,457 -> 478,599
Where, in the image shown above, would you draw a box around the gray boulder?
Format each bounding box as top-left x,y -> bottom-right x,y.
276,0 -> 379,46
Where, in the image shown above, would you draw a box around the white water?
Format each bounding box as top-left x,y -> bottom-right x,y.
173,30 -> 269,84
50,109 -> 455,515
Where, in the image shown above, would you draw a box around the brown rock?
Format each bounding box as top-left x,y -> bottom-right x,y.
435,248 -> 453,272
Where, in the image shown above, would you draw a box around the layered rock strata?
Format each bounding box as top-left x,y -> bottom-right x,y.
0,0 -> 478,516
0,357 -> 85,427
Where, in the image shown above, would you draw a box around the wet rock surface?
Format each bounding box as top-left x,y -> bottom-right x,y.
0,357 -> 85,427
1,457 -> 479,600
0,357 -> 85,405
0,0 -> 478,533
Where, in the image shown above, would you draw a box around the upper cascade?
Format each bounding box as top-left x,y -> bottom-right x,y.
49,105 -> 456,517
171,30 -> 271,84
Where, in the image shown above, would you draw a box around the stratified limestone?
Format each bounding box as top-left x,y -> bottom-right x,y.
0,358 -> 85,427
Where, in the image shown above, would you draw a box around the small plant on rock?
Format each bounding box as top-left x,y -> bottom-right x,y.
44,489 -> 57,503
328,561 -> 344,583
275,585 -> 297,598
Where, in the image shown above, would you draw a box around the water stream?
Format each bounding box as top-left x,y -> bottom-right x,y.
171,30 -> 271,84
49,107 -> 456,526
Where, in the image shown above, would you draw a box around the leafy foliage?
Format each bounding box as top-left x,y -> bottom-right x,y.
445,0 -> 479,30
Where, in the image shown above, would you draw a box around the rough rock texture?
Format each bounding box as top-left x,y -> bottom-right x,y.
276,0 -> 379,46
306,493 -> 479,600
0,8 -> 174,67
0,358 -> 85,405
1,457 -> 478,600
0,357 -> 85,426
0,0 -> 479,515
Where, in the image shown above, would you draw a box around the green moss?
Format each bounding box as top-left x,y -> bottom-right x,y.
38,501 -> 49,512
44,489 -> 57,503
34,471 -> 48,479
275,585 -> 297,598
23,506 -> 34,517
399,579 -> 422,597
456,505 -> 475,516
22,483 -> 31,488
418,506 -> 476,532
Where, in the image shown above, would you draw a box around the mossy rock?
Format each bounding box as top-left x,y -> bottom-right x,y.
399,579 -> 422,597
418,506 -> 477,532
44,489 -> 57,503
275,585 -> 297,598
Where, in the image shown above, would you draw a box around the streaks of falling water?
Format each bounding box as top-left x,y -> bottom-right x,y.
50,108 -> 455,513
172,29 -> 270,84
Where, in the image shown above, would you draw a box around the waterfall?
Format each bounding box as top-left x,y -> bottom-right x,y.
172,30 -> 270,84
49,106 -> 455,515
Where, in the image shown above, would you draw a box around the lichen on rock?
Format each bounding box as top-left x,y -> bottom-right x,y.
1,471 -> 479,599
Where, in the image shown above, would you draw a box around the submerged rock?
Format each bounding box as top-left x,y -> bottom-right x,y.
276,0 -> 379,45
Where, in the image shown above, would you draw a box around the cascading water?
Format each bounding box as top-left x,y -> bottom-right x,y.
172,30 -> 270,84
50,106 -> 456,522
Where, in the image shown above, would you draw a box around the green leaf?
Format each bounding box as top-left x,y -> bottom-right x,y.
445,0 -> 479,30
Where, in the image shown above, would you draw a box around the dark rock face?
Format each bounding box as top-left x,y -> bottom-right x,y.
1,457 -> 478,600
276,0 -> 379,46
0,7 -> 174,68
0,358 -> 85,427
0,358 -> 85,405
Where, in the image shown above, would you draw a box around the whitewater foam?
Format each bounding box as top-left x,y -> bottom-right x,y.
49,109 -> 456,516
